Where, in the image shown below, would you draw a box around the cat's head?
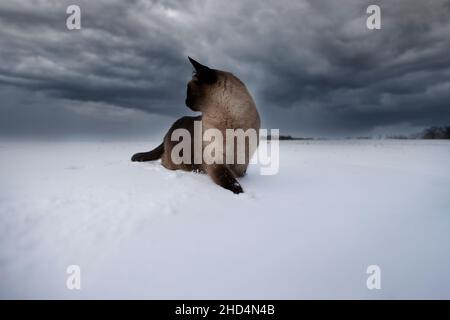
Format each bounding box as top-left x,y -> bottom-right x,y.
185,57 -> 218,111
185,57 -> 248,113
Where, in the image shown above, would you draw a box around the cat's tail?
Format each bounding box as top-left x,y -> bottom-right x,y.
131,142 -> 164,162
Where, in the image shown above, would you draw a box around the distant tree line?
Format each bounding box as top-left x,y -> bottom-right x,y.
420,126 -> 450,139
370,126 -> 450,140
265,126 -> 450,140
265,135 -> 314,140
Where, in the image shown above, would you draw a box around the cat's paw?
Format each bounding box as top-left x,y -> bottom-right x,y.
227,182 -> 244,194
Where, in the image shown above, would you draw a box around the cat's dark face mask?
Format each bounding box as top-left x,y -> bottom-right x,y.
185,57 -> 217,111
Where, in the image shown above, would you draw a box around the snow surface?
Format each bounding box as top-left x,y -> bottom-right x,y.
0,139 -> 449,299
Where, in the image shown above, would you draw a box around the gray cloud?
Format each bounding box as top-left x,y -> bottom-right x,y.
0,0 -> 449,138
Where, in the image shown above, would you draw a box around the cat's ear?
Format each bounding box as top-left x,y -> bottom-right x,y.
188,56 -> 217,84
188,57 -> 208,72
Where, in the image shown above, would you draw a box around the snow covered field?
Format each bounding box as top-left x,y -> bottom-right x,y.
1,139 -> 449,299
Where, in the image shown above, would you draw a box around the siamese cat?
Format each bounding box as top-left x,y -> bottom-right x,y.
131,57 -> 260,194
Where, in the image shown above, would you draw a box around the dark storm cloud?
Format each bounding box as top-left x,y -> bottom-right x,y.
0,0 -> 449,137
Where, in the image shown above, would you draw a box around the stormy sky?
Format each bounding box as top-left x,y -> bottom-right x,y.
0,0 -> 449,138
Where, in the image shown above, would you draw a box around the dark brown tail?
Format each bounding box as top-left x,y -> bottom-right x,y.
131,142 -> 164,162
